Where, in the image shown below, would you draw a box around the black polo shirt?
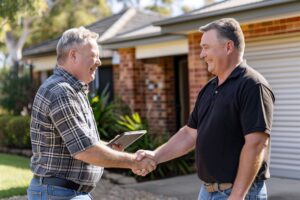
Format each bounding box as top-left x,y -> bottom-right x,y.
187,61 -> 275,183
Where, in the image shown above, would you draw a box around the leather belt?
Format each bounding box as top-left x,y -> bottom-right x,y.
33,175 -> 94,193
204,182 -> 233,193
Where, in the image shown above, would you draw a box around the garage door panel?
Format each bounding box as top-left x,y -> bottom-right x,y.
274,93 -> 300,99
246,54 -> 300,63
256,66 -> 300,74
244,34 -> 300,179
274,100 -> 300,105
271,160 -> 300,167
272,132 -> 300,138
272,137 -> 300,143
274,88 -> 300,95
268,83 -> 300,89
272,147 -> 300,154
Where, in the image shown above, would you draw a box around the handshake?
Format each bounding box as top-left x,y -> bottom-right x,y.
131,150 -> 157,176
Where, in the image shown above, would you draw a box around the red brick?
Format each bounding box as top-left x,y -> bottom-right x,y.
187,32 -> 209,110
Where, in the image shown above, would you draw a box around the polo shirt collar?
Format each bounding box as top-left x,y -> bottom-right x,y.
228,60 -> 247,79
54,66 -> 89,94
211,60 -> 247,85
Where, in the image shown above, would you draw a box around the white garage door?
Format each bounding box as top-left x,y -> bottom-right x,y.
244,34 -> 300,179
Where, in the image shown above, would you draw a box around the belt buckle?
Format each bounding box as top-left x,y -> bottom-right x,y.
217,183 -> 232,192
204,183 -> 215,193
204,182 -> 232,193
217,183 -> 224,192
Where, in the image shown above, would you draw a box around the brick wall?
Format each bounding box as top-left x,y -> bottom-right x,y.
114,49 -> 146,116
187,32 -> 209,111
133,59 -> 146,117
143,57 -> 176,134
162,57 -> 177,134
114,49 -> 176,134
242,16 -> 300,39
115,48 -> 137,110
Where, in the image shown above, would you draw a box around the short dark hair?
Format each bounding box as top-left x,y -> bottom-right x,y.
199,18 -> 245,54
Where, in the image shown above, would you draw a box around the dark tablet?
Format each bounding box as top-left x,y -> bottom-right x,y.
107,130 -> 147,149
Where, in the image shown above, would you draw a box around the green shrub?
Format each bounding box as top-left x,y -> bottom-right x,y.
117,112 -> 147,131
89,87 -> 123,141
4,116 -> 31,149
0,115 -> 13,147
0,68 -> 37,115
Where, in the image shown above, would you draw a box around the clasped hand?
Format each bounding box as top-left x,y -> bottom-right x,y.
131,150 -> 157,176
110,143 -> 156,175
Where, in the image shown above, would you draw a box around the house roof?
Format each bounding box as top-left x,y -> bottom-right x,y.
101,25 -> 162,44
101,0 -> 300,49
100,22 -> 187,50
188,0 -> 264,15
154,0 -> 300,34
23,8 -> 163,57
154,0 -> 292,26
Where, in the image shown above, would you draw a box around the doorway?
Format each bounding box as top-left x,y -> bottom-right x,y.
174,56 -> 189,130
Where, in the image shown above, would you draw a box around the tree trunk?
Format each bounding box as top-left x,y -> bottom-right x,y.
4,17 -> 31,72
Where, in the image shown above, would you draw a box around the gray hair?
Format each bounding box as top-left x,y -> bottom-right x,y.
199,18 -> 245,56
56,26 -> 99,64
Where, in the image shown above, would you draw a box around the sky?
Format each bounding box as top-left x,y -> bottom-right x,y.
111,0 -> 206,16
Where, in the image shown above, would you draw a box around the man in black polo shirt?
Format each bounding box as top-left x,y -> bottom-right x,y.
135,18 -> 274,200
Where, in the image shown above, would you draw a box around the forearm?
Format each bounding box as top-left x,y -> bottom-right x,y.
75,142 -> 135,169
154,126 -> 196,164
230,141 -> 267,199
100,140 -> 108,145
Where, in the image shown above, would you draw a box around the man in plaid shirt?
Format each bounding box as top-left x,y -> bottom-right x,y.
27,27 -> 156,200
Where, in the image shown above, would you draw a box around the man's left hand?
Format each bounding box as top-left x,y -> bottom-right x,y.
111,143 -> 124,151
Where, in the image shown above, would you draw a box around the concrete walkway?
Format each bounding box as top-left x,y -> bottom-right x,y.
124,174 -> 300,200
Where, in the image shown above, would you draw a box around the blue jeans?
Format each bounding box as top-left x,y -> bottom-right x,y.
198,180 -> 267,200
27,177 -> 92,200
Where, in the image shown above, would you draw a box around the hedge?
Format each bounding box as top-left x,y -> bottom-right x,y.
0,115 -> 31,149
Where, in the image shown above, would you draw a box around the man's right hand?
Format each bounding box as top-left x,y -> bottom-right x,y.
132,150 -> 157,176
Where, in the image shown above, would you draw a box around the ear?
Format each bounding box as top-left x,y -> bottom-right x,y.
226,40 -> 235,55
68,48 -> 77,63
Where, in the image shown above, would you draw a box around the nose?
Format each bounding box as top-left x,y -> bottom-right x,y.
200,48 -> 205,59
96,57 -> 101,67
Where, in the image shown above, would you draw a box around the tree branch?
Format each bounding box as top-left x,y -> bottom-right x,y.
15,17 -> 34,60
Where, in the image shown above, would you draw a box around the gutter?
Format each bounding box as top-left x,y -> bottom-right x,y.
154,0 -> 294,26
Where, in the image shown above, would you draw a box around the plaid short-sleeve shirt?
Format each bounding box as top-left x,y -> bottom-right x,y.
30,66 -> 103,187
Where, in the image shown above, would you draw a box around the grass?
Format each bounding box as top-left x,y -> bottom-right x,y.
0,108 -> 8,115
0,153 -> 32,199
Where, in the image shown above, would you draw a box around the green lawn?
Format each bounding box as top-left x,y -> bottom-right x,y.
0,153 -> 32,199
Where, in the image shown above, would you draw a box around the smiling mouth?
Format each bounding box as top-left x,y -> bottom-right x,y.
90,68 -> 97,73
